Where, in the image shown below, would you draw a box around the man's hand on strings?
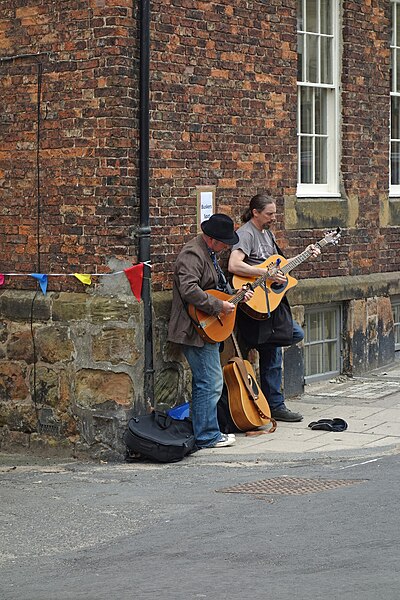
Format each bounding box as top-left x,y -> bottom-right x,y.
307,244 -> 321,259
241,285 -> 254,303
221,301 -> 236,315
269,271 -> 287,285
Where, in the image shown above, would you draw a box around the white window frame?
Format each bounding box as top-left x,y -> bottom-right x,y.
390,0 -> 400,197
297,0 -> 340,198
304,304 -> 342,384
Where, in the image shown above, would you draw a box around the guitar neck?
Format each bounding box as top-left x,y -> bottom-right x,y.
248,239 -> 330,290
229,287 -> 249,307
281,238 -> 332,274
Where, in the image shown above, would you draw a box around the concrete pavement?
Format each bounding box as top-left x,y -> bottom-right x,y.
196,359 -> 400,462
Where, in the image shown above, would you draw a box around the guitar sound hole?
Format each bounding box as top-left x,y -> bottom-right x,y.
270,281 -> 287,293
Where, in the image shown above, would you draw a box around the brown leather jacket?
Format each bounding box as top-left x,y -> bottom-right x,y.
167,235 -> 225,347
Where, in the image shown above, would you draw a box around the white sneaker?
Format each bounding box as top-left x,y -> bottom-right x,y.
227,433 -> 236,440
213,434 -> 236,448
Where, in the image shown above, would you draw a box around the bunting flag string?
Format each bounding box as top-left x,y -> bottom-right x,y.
0,261 -> 150,301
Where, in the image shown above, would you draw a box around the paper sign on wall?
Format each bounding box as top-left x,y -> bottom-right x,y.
197,186 -> 216,231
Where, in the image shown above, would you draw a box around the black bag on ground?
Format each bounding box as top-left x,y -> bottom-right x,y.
124,410 -> 197,463
217,383 -> 241,434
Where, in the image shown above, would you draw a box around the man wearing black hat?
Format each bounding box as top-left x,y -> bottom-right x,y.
168,214 -> 252,449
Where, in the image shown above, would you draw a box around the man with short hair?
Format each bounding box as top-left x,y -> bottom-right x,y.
168,213 -> 253,448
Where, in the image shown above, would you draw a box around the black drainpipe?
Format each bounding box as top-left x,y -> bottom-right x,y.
137,0 -> 154,408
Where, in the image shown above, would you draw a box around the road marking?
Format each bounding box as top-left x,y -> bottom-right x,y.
340,458 -> 379,469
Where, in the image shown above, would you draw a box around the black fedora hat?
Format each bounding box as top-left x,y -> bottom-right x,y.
201,213 -> 239,246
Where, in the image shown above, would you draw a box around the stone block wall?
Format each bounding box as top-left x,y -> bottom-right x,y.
344,296 -> 395,376
0,289 -> 146,459
0,280 -> 397,459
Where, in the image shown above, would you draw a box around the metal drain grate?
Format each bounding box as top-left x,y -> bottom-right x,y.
38,422 -> 61,436
217,477 -> 366,496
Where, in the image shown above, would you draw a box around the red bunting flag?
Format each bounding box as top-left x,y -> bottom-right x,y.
123,263 -> 144,301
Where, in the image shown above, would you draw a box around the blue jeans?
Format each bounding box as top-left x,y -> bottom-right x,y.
258,320 -> 304,411
182,343 -> 223,448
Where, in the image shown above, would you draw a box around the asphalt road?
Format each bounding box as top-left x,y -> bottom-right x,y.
1,450 -> 399,600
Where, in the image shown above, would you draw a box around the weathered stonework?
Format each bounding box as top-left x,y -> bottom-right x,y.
75,369 -> 134,408
0,277 -> 398,459
0,290 -> 147,460
92,328 -> 140,365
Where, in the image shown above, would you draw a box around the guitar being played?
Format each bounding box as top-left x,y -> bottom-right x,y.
167,213 -> 254,449
227,193 -> 340,423
232,227 -> 341,319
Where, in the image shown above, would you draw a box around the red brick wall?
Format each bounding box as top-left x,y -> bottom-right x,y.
0,0 -> 398,294
0,0 -> 139,292
149,0 -> 299,288
341,0 -> 391,275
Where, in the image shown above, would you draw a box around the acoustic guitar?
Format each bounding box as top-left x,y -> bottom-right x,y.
232,227 -> 341,320
223,333 -> 277,432
187,287 -> 252,344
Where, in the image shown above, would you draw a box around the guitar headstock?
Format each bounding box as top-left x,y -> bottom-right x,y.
320,227 -> 341,247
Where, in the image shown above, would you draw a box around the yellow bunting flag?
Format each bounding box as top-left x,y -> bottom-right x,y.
74,273 -> 92,285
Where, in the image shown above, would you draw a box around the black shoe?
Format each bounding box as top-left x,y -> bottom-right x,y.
271,406 -> 303,422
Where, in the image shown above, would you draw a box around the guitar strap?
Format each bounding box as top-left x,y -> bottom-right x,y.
258,230 -> 282,319
208,249 -> 234,294
260,280 -> 271,318
228,357 -> 258,400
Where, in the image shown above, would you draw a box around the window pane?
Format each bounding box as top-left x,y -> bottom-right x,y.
320,0 -> 332,35
393,48 -> 397,93
397,48 -> 400,93
301,136 -> 313,183
324,341 -> 338,372
320,36 -> 332,84
397,4 -> 400,47
297,33 -> 304,81
391,96 -> 400,139
394,304 -> 400,347
394,305 -> 400,321
394,303 -> 400,347
324,310 -> 337,338
315,137 -> 327,184
297,0 -> 304,30
307,312 -> 323,341
301,87 -> 313,133
391,141 -> 400,185
395,312 -> 400,345
308,344 -> 323,375
306,0 -> 318,33
306,34 -> 318,82
315,87 -> 327,134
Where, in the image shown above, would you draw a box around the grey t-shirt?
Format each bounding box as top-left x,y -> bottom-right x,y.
232,220 -> 278,265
